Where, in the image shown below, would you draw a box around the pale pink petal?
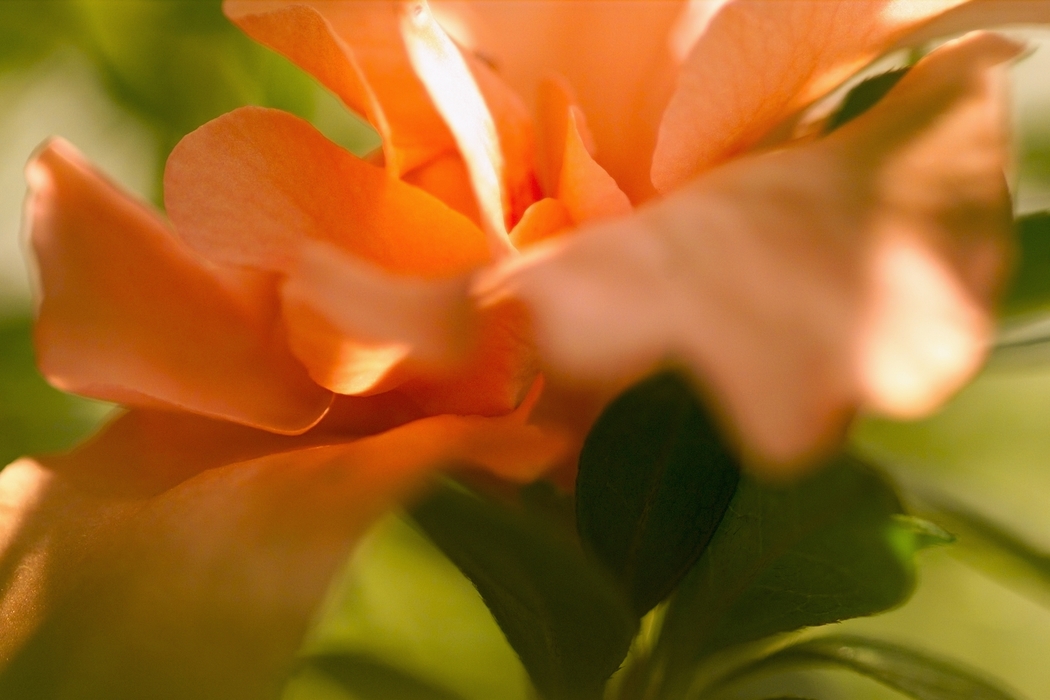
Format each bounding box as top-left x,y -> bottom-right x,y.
478,33 -> 1018,467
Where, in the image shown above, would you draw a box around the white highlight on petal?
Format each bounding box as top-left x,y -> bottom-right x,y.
400,0 -> 515,259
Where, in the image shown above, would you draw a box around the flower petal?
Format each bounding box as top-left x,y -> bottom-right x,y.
509,198 -> 573,250
432,0 -> 711,202
164,106 -> 490,277
282,241 -> 537,415
224,0 -> 455,177
400,0 -> 513,256
477,32 -> 1018,467
0,407 -> 564,699
537,79 -> 632,225
224,1 -> 538,239
652,0 -> 1050,192
27,139 -> 332,435
402,153 -> 481,224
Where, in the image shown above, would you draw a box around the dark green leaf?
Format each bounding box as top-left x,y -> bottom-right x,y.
303,653 -> 469,700
1001,212 -> 1050,319
825,68 -> 909,133
576,370 -> 739,616
411,481 -> 638,700
0,316 -> 112,467
648,455 -> 926,698
716,635 -> 1018,700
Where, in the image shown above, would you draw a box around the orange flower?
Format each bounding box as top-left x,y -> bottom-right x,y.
0,0 -> 1047,695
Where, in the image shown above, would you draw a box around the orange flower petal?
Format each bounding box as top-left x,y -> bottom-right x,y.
225,0 -> 455,177
165,106 -> 490,277
400,0 -> 513,257
477,32 -> 1018,467
0,407 -> 564,697
536,79 -> 631,225
509,198 -> 573,250
26,139 -> 332,435
467,51 -> 542,227
402,153 -> 482,225
282,241 -> 536,415
651,0 -> 1050,192
280,243 -> 471,395
432,0 -> 707,202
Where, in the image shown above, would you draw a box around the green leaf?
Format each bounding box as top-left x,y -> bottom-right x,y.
0,1 -> 75,71
1001,212 -> 1050,319
294,514 -> 531,700
648,455 -> 924,698
66,0 -> 320,200
716,635 -> 1018,700
0,317 -> 112,467
291,514 -> 529,700
920,494 -> 1050,597
576,370 -> 739,616
889,515 -> 954,550
411,481 -> 638,700
301,654 -> 469,700
825,68 -> 909,133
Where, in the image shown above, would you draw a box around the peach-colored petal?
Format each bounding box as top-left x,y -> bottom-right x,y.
467,52 -> 542,227
477,32 -> 1017,468
400,0 -> 513,257
402,153 -> 481,224
891,0 -> 1050,51
537,80 -> 625,224
536,79 -> 632,225
432,0 -> 710,202
282,242 -> 537,416
396,299 -> 539,417
0,407 -> 564,698
510,198 -> 573,250
225,0 -> 455,177
652,0 -> 1050,192
165,106 -> 490,277
27,139 -> 332,435
280,244 -> 471,395
225,1 -> 538,235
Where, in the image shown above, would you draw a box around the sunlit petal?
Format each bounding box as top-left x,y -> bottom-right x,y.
225,0 -> 455,177
165,106 -> 490,277
652,0 -> 1050,192
283,241 -> 536,415
432,0 -> 706,201
400,0 -> 513,257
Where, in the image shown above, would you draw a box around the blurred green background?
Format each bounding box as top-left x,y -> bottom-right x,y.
2,2 -> 1050,699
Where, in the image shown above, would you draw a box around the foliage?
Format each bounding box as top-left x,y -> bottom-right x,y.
0,317 -> 111,466
0,0 -> 319,201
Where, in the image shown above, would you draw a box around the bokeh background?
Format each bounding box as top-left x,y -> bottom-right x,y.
2,2 -> 1050,699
